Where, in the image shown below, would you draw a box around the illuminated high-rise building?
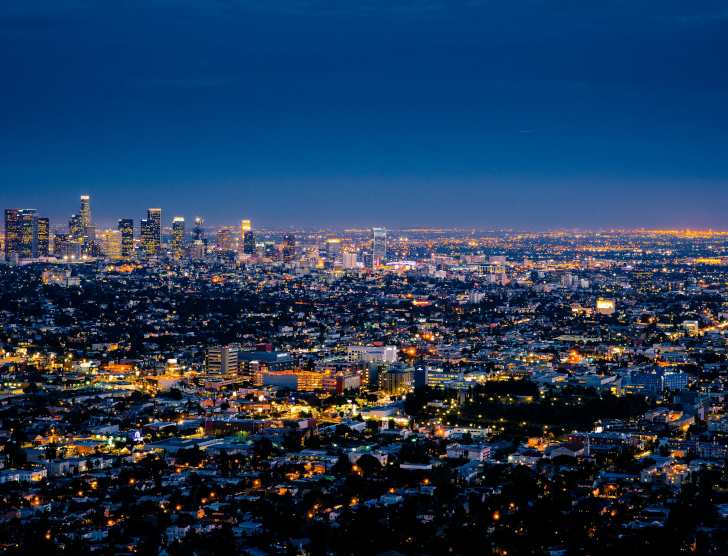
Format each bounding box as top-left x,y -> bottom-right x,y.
20,209 -> 38,259
37,217 -> 49,257
79,195 -> 91,227
140,219 -> 153,258
243,231 -> 256,255
148,209 -> 161,253
372,227 -> 387,268
193,218 -> 205,242
631,271 -> 654,295
69,214 -> 84,240
4,209 -> 22,256
140,209 -> 161,257
282,234 -> 296,262
326,239 -> 342,261
343,252 -> 357,269
54,233 -> 69,255
118,219 -> 134,258
240,219 -> 251,232
172,217 -> 186,260
217,228 -> 232,250
100,230 -> 122,259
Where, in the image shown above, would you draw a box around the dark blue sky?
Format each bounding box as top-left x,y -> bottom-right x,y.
2,0 -> 727,230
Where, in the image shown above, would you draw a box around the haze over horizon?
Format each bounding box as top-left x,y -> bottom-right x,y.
2,0 -> 727,230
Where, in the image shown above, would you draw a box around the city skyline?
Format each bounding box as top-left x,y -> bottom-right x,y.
2,1 -> 727,230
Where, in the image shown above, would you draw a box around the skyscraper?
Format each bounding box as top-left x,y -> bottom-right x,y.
37,217 -> 49,257
243,230 -> 256,255
69,214 -> 84,240
372,227 -> 387,268
140,219 -> 153,258
20,209 -> 38,259
118,219 -> 134,258
4,209 -> 22,257
326,239 -> 342,261
172,217 -> 186,260
140,209 -> 161,257
283,234 -> 296,262
100,230 -> 122,259
193,218 -> 205,242
240,219 -> 251,232
217,228 -> 232,250
148,208 -> 161,254
79,195 -> 91,227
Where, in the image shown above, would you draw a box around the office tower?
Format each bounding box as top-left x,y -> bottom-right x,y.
326,239 -> 342,261
147,209 -> 161,255
79,195 -> 91,227
631,271 -> 654,295
4,209 -> 22,257
243,230 -> 256,255
100,230 -> 122,259
343,252 -> 357,269
206,346 -> 239,377
69,214 -> 84,240
20,209 -> 38,259
172,217 -> 186,260
54,233 -> 68,254
37,218 -> 49,257
193,218 -> 205,242
282,234 -> 296,262
217,228 -> 232,250
240,219 -> 251,232
372,227 -> 387,268
140,219 -> 153,258
118,219 -> 134,258
347,345 -> 398,363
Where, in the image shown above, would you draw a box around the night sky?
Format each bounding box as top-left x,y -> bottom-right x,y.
2,0 -> 727,230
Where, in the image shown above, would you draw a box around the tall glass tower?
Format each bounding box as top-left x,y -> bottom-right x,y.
282,234 -> 296,262
37,217 -> 50,257
172,217 -> 186,259
142,208 -> 161,256
4,209 -> 22,257
118,219 -> 134,258
372,227 -> 387,268
79,195 -> 91,227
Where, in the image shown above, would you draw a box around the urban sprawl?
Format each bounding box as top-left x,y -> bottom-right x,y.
2,196 -> 728,555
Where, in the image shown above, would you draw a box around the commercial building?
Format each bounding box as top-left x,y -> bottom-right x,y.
626,367 -> 691,393
256,369 -> 323,391
69,213 -> 84,240
205,346 -> 239,377
326,239 -> 342,262
596,298 -> 616,315
118,219 -> 134,258
372,227 -> 387,267
343,252 -> 357,269
79,195 -> 91,227
238,344 -> 298,377
243,231 -> 256,255
322,372 -> 361,393
427,369 -> 463,389
378,367 -> 413,394
217,228 -> 232,250
347,345 -> 398,363
37,217 -> 49,257
141,208 -> 161,257
4,209 -> 22,257
283,234 -> 296,262
20,209 -> 38,259
172,217 -> 186,260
